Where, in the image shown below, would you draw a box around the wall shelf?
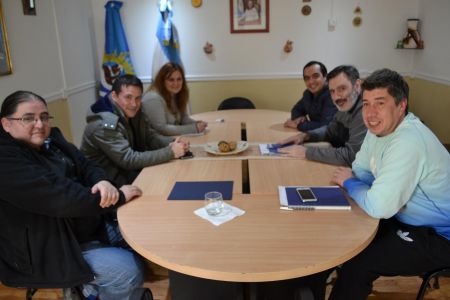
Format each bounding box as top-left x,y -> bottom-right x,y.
395,47 -> 424,50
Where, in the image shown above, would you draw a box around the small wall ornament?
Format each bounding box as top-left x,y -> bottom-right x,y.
400,18 -> 424,49
352,16 -> 362,27
22,0 -> 36,15
203,42 -> 213,54
191,0 -> 202,8
352,3 -> 362,27
283,40 -> 293,53
301,5 -> 311,16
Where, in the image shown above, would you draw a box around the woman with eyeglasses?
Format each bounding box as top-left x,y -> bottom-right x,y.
0,91 -> 145,299
141,62 -> 208,136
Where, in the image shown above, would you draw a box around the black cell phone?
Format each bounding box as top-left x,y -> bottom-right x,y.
296,187 -> 317,202
180,151 -> 194,160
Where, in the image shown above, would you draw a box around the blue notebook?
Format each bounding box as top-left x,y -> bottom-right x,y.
168,181 -> 233,200
278,186 -> 351,210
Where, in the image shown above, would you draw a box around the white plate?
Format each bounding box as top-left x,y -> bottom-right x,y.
204,141 -> 249,156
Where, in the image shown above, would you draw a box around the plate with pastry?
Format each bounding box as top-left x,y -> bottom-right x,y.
204,141 -> 249,156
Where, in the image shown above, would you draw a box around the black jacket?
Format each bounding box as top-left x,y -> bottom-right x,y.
0,127 -> 126,288
290,87 -> 337,131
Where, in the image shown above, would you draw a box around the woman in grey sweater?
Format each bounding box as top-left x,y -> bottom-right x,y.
142,63 -> 207,136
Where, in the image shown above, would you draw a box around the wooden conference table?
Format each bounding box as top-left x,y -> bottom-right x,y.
118,109 -> 378,283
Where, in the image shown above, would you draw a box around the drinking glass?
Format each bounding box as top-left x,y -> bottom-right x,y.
204,191 -> 224,216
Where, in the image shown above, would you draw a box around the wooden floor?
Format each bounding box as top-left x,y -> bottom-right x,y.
1,270 -> 450,300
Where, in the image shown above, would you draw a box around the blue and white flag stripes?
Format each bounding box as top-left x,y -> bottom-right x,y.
152,0 -> 183,78
99,1 -> 135,99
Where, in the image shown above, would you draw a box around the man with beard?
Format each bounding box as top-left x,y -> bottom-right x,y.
278,65 -> 367,166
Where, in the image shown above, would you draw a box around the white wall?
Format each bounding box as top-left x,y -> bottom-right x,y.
0,0 -> 63,98
414,0 -> 450,84
91,0 -> 419,81
0,0 -> 97,146
53,0 -> 97,145
1,0 -> 447,146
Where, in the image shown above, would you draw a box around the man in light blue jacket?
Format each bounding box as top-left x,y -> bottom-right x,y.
329,68 -> 450,300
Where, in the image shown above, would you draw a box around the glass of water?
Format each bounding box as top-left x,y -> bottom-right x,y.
204,191 -> 224,216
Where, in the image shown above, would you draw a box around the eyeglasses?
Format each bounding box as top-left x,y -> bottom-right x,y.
7,114 -> 54,126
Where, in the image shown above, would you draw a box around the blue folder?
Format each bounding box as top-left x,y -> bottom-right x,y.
284,186 -> 351,210
168,181 -> 233,200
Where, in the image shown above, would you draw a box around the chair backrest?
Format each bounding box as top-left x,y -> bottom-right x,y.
416,267 -> 450,300
217,97 -> 255,110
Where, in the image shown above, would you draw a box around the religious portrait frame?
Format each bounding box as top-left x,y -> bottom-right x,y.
230,0 -> 269,33
0,1 -> 12,76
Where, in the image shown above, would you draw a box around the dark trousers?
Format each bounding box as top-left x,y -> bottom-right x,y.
329,218 -> 450,300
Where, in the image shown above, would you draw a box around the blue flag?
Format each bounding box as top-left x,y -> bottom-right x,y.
100,1 -> 135,99
152,0 -> 183,77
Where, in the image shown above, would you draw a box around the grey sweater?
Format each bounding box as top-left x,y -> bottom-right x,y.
141,91 -> 198,136
305,96 -> 367,166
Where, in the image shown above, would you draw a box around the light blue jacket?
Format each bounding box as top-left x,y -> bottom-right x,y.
344,113 -> 450,239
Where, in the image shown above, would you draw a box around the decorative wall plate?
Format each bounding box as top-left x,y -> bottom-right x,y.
191,0 -> 202,8
301,5 -> 311,16
353,16 -> 362,27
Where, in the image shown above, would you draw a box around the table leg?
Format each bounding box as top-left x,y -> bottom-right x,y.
169,271 -> 244,300
244,282 -> 258,300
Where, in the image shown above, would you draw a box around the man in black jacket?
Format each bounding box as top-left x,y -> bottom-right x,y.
284,61 -> 337,131
0,91 -> 143,299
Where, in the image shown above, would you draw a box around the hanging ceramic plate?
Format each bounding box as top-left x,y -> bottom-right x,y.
301,5 -> 312,16
191,0 -> 202,8
353,16 -> 362,27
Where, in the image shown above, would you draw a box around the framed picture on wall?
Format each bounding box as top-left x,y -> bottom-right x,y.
0,1 -> 12,75
230,0 -> 269,33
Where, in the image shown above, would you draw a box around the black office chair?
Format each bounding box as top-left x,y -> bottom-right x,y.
217,97 -> 255,110
416,267 -> 450,300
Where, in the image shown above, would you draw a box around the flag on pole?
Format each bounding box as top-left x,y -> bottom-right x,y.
99,1 -> 135,100
152,0 -> 183,78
